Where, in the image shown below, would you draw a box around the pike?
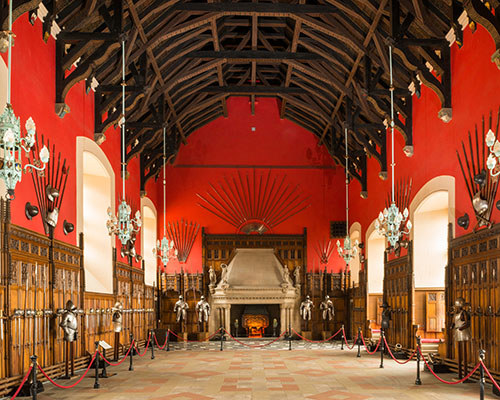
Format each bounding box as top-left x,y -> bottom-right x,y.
33,263 -> 38,355
21,265 -> 29,375
43,266 -> 48,366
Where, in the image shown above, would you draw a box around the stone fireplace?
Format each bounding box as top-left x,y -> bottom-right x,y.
208,248 -> 301,335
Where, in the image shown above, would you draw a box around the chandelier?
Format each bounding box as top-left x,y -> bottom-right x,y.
485,128 -> 500,176
374,45 -> 412,248
337,125 -> 359,265
0,0 -> 49,199
153,127 -> 177,267
106,40 -> 141,246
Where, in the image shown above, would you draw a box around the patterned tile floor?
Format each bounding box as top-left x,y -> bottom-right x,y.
33,339 -> 498,400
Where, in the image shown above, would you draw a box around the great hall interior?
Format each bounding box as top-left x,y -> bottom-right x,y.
0,0 -> 499,399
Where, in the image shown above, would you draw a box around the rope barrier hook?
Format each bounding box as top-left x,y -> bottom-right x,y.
356,327 -> 361,358
379,329 -> 384,369
340,325 -> 344,350
151,331 -> 155,360
129,334 -> 134,371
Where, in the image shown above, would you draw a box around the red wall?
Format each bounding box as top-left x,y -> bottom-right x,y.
2,16 -> 160,267
162,97 -> 346,273
349,25 -> 500,247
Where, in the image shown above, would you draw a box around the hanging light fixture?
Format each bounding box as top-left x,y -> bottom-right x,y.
152,127 -> 177,267
106,40 -> 141,247
0,0 -> 49,199
374,45 -> 412,248
485,128 -> 500,176
337,125 -> 359,266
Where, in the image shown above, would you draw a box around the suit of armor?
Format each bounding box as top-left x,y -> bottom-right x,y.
320,296 -> 334,321
174,295 -> 189,323
112,301 -> 123,333
300,296 -> 314,321
451,297 -> 471,380
195,296 -> 211,323
381,302 -> 391,330
59,300 -> 78,342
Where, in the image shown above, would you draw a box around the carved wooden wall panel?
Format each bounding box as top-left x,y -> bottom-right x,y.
383,242 -> 414,350
447,224 -> 500,374
350,269 -> 367,338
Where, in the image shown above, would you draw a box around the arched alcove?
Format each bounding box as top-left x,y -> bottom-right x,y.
366,220 -> 385,328
76,137 -> 115,294
410,176 -> 454,336
141,197 -> 157,286
349,222 -> 361,286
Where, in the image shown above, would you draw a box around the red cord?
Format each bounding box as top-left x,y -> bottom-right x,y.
341,327 -> 356,350
37,353 -> 97,389
418,347 -> 480,384
292,327 -> 342,343
224,329 -> 287,348
383,337 -> 417,364
99,340 -> 134,366
133,334 -> 151,357
481,361 -> 500,392
9,366 -> 33,400
360,332 -> 381,354
154,332 -> 169,349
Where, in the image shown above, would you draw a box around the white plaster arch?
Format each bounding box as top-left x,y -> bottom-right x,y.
141,196 -> 158,286
365,218 -> 385,295
76,136 -> 115,293
409,175 -> 455,240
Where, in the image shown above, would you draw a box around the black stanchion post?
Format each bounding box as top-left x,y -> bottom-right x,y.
151,331 -> 155,360
356,327 -> 361,358
379,329 -> 384,369
30,355 -> 37,400
288,324 -> 292,351
100,346 -> 108,378
340,325 -> 344,350
94,342 -> 100,389
129,334 -> 134,372
479,349 -> 485,400
415,336 -> 422,385
220,326 -> 224,351
166,330 -> 170,352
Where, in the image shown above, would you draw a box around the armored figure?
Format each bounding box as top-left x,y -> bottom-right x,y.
59,300 -> 78,342
195,296 -> 211,323
173,295 -> 189,323
320,295 -> 334,321
381,302 -> 391,331
451,297 -> 471,379
300,295 -> 314,321
209,266 -> 217,286
451,297 -> 471,342
112,301 -> 123,333
234,319 -> 239,337
272,318 -> 278,337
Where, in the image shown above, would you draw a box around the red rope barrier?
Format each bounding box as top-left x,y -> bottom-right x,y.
418,347 -> 480,385
481,361 -> 500,392
154,332 -> 169,349
37,353 -> 97,389
383,337 -> 417,364
168,328 -> 221,342
359,332 -> 382,355
341,327 -> 356,350
291,327 -> 342,343
224,329 -> 287,348
133,334 -> 151,357
9,365 -> 33,400
99,340 -> 135,366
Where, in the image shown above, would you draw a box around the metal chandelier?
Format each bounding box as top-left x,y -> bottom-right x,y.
0,0 -> 49,199
337,125 -> 358,266
106,40 -> 142,246
153,127 -> 177,267
374,45 -> 412,248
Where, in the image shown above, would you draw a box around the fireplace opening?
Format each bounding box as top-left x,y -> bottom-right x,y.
230,304 -> 281,337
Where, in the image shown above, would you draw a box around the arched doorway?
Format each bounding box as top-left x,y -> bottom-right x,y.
141,197 -> 157,286
366,220 -> 385,329
410,176 -> 454,338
